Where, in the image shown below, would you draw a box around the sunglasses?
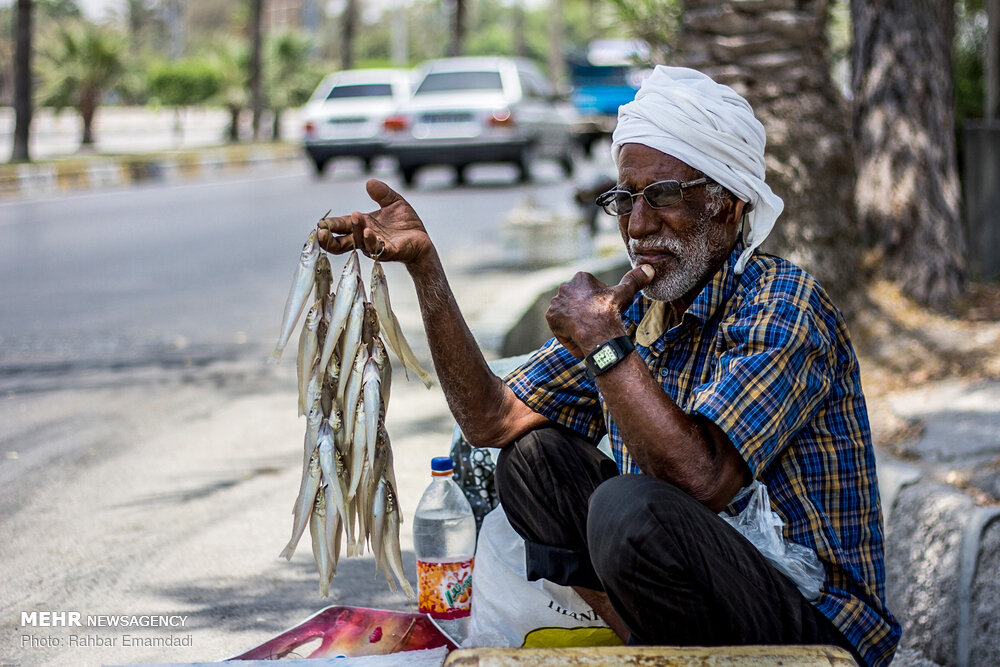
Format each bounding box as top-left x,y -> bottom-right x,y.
595,177 -> 713,216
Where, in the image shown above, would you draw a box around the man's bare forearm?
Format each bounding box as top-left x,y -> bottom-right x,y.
407,250 -> 545,447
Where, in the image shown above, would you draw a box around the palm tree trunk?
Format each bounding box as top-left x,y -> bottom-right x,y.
228,106 -> 241,143
675,0 -> 863,309
11,0 -> 33,163
80,88 -> 98,147
342,0 -> 358,68
447,0 -> 466,57
852,0 -> 965,309
249,0 -> 264,141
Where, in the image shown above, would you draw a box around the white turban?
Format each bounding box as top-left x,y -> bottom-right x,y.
612,66 -> 783,274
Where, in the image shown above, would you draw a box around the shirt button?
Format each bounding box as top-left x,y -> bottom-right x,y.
659,369 -> 669,378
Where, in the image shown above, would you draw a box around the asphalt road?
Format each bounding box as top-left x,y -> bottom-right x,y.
0,156 -> 609,666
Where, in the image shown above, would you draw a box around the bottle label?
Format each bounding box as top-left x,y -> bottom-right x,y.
416,557 -> 474,619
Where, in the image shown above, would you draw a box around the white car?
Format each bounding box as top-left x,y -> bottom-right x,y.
301,68 -> 412,176
383,57 -> 578,187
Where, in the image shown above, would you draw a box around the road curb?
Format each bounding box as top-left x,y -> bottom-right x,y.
0,143 -> 303,199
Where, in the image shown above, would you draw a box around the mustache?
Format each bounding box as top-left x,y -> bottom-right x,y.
628,237 -> 683,254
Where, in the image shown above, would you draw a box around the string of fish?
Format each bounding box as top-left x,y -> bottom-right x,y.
270,230 -> 433,598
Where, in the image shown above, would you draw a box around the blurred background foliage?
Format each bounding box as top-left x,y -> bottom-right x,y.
0,0 -> 992,125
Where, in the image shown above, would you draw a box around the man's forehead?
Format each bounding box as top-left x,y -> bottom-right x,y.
617,143 -> 698,184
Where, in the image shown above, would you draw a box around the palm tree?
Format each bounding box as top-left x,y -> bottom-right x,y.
851,0 -> 966,309
11,0 -> 33,163
341,0 -> 358,68
210,41 -> 251,143
36,20 -> 126,149
673,0 -> 863,307
266,32 -> 318,141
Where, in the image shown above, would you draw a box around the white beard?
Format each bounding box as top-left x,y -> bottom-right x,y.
626,215 -> 728,303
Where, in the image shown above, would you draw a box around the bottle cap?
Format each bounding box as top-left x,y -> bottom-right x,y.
431,456 -> 454,474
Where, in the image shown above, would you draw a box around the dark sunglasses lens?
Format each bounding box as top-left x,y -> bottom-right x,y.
645,181 -> 683,207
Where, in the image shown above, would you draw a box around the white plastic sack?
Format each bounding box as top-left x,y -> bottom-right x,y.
463,505 -> 620,649
719,480 -> 826,600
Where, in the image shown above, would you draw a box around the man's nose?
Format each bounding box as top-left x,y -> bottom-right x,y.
624,197 -> 661,239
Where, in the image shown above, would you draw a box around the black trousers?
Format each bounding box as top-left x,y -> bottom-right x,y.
494,426 -> 854,654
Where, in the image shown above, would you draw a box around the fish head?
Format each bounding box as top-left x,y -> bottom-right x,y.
316,253 -> 332,283
306,302 -> 322,328
301,230 -> 320,264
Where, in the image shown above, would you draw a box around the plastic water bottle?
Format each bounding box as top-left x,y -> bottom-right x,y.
413,456 -> 477,643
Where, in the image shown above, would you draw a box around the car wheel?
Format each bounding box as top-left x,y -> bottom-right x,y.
312,157 -> 329,177
455,165 -> 468,186
400,166 -> 418,188
362,158 -> 374,174
517,145 -> 536,183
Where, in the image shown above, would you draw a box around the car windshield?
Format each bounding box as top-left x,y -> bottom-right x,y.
326,83 -> 393,100
415,71 -> 503,95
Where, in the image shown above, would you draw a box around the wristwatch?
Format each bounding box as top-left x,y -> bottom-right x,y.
584,336 -> 635,378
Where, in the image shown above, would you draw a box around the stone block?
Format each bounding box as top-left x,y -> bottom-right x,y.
970,516 -> 1000,666
885,478 -> 1000,666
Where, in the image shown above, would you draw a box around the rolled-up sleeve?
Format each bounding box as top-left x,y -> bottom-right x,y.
504,337 -> 606,442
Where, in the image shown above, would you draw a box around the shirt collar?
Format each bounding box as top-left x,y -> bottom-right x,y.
623,241 -> 744,333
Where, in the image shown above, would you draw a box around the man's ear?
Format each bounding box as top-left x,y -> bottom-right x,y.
729,198 -> 747,225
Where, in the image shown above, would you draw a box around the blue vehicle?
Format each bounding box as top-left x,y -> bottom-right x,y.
567,41 -> 651,155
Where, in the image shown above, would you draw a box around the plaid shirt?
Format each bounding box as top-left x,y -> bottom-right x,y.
504,244 -> 900,667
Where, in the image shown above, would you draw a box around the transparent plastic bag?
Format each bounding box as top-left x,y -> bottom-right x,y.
719,480 -> 826,600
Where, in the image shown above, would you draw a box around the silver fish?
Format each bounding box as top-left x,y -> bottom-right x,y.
318,252 -> 361,374
270,230 -> 321,363
309,490 -> 332,596
348,398 -> 368,501
318,420 -> 351,546
297,304 -> 322,416
321,350 -> 341,419
315,253 -> 333,313
382,480 -> 416,598
280,449 -> 322,560
336,286 -> 366,404
372,337 -> 392,409
341,346 -> 369,447
361,358 -> 382,470
371,476 -> 389,580
370,261 -> 433,388
298,404 -> 325,496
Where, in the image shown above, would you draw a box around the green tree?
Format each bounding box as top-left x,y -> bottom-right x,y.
266,32 -> 320,141
37,20 -> 127,149
209,41 -> 251,143
148,59 -> 221,145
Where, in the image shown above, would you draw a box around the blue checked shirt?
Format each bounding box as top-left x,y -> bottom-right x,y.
504,244 -> 901,667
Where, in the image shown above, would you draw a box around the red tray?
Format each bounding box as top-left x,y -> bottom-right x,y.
230,605 -> 458,660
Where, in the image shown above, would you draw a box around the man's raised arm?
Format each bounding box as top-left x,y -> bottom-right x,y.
316,179 -> 548,448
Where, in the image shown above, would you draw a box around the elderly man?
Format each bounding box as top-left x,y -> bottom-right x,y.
317,66 -> 900,667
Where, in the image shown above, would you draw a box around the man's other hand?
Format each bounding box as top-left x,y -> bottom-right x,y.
316,179 -> 434,268
546,264 -> 654,358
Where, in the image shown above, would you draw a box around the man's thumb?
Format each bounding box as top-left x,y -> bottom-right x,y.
366,178 -> 402,207
614,264 -> 654,307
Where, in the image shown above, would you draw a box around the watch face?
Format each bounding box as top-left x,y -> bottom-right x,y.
592,345 -> 618,369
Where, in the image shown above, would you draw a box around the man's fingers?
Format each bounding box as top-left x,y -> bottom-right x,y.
317,214 -> 356,253
613,264 -> 654,310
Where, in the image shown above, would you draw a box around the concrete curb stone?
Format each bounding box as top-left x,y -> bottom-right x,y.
0,143 -> 303,199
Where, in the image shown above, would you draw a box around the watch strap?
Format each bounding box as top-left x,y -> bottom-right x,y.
584,335 -> 635,378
